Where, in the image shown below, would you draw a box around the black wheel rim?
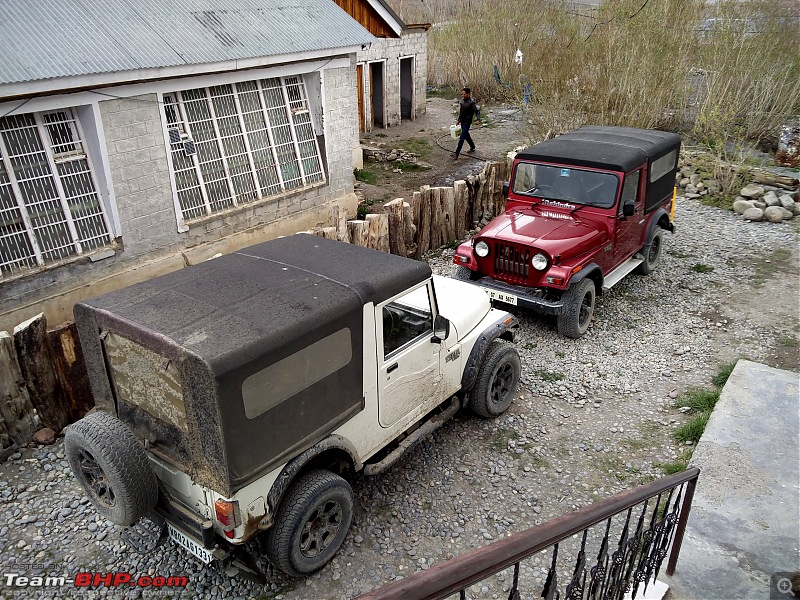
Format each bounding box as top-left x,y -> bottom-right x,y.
579,291 -> 593,327
489,361 -> 515,406
300,500 -> 343,558
77,449 -> 116,508
648,235 -> 661,264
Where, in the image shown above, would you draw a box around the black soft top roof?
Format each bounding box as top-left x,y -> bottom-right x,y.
516,126 -> 682,172
79,235 -> 431,374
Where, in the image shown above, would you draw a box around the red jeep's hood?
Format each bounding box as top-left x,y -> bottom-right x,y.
478,206 -> 608,261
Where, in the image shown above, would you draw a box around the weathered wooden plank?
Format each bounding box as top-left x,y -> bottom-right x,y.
440,187 -> 457,245
13,314 -> 69,433
454,180 -> 468,239
366,213 -> 390,253
321,227 -> 338,240
347,220 -> 369,247
485,163 -> 498,220
473,173 -> 487,224
430,187 -> 443,250
47,323 -> 94,424
384,198 -> 406,257
331,204 -> 349,242
0,331 -> 35,447
402,202 -> 417,257
491,161 -> 508,216
417,186 -> 432,258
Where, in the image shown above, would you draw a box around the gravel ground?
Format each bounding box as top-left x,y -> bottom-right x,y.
1,197 -> 798,600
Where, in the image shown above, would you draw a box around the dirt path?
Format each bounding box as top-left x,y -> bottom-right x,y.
357,95 -> 530,205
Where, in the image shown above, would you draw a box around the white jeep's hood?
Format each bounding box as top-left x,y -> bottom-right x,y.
432,274 -> 491,340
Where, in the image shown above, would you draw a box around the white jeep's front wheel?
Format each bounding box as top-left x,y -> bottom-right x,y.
468,340 -> 521,418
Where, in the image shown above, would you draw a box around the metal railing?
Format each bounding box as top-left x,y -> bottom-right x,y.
357,467 -> 699,600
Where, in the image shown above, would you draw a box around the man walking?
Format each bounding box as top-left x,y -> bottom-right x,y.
453,87 -> 481,159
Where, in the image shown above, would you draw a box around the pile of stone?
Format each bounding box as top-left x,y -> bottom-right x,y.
676,165 -> 719,199
362,146 -> 432,170
676,161 -> 800,224
732,185 -> 800,223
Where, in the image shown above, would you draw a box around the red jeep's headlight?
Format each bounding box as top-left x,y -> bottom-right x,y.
531,253 -> 548,270
475,240 -> 490,257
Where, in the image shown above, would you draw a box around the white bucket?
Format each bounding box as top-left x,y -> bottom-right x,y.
450,124 -> 461,140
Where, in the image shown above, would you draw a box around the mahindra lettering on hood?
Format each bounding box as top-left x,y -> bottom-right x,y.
453,125 -> 682,338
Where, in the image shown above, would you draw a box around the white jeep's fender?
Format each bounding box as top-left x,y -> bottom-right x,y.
432,274 -> 491,340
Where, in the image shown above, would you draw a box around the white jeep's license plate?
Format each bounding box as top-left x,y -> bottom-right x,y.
486,289 -> 518,305
167,523 -> 214,564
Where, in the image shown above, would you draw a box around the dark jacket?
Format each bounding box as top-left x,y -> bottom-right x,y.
458,97 -> 481,125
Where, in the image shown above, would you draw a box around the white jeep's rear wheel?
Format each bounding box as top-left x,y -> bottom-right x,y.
65,411 -> 158,526
266,470 -> 354,577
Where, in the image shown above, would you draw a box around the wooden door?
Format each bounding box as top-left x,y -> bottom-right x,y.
356,64 -> 365,133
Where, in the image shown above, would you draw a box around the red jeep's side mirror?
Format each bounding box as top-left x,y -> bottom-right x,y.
622,200 -> 635,217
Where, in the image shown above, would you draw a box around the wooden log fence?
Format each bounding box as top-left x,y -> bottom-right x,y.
340,160 -> 507,257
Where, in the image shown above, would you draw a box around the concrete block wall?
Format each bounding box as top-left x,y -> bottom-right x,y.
358,29 -> 428,128
100,95 -> 177,257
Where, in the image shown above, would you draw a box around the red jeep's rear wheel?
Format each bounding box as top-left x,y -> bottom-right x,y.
636,228 -> 664,275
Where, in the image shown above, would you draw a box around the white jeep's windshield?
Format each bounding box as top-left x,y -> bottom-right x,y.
512,162 -> 620,208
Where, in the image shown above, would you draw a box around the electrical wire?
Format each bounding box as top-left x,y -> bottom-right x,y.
0,98 -> 32,119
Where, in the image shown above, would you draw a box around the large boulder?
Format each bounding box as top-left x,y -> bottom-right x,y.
764,206 -> 785,223
740,184 -> 765,199
778,207 -> 794,220
743,207 -> 765,221
793,202 -> 800,216
733,199 -> 755,214
779,194 -> 796,210
762,191 -> 780,207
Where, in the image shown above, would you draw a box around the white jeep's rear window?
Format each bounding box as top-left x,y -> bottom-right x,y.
242,328 -> 352,419
103,331 -> 187,431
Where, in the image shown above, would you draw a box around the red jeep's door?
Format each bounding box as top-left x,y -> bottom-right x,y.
614,169 -> 647,265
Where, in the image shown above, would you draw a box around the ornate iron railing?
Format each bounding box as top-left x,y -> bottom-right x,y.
356,468 -> 699,600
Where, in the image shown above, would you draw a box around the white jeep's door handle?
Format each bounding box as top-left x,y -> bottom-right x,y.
387,362 -> 399,373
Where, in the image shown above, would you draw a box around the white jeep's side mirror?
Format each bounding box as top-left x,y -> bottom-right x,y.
432,314 -> 450,343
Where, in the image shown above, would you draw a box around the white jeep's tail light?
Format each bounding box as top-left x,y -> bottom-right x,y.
475,241 -> 490,257
531,253 -> 548,270
214,499 -> 240,538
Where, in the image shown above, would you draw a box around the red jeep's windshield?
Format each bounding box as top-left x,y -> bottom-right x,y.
512,162 -> 619,208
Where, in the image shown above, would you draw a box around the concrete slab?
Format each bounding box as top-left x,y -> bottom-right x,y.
664,360 -> 799,600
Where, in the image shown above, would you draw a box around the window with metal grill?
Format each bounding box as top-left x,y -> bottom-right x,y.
0,110 -> 112,278
163,76 -> 325,223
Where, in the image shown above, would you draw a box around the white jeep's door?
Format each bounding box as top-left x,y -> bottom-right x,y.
376,282 -> 442,427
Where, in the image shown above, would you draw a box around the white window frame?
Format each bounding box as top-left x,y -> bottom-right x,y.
0,108 -> 113,278
161,76 -> 326,227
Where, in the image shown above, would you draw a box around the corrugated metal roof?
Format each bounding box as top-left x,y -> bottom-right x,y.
0,0 -> 376,86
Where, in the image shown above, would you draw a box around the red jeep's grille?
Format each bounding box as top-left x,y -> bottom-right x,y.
493,243 -> 530,283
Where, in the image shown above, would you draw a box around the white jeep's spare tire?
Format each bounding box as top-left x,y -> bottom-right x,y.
65,411 -> 158,526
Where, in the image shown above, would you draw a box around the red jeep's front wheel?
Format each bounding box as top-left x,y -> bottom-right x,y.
557,278 -> 595,339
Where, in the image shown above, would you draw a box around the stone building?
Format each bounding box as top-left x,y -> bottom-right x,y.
0,0 -> 377,331
335,0 -> 430,134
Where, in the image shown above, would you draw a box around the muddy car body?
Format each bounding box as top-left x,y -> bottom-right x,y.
454,126 -> 681,337
67,235 -> 521,578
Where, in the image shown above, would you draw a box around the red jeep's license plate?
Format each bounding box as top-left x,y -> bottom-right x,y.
486,289 -> 518,305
